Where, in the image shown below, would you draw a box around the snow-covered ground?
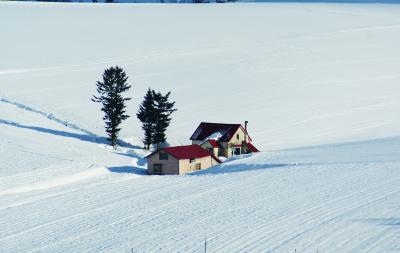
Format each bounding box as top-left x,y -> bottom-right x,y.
1,137 -> 400,252
1,2 -> 400,252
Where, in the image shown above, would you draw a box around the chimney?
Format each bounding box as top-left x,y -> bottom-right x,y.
244,120 -> 248,142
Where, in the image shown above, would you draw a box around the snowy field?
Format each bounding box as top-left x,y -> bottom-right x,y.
1,2 -> 400,252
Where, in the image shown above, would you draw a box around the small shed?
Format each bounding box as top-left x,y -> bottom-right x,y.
146,145 -> 222,175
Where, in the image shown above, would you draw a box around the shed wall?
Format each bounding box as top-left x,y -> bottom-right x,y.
147,152 -> 180,175
179,156 -> 218,174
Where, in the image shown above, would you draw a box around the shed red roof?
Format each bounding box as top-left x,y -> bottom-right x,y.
247,142 -> 259,152
148,145 -> 222,163
190,122 -> 252,142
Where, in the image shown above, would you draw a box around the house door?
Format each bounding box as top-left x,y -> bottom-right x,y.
153,164 -> 162,175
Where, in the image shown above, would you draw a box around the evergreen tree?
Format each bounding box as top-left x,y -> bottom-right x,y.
152,90 -> 177,150
92,66 -> 131,147
136,89 -> 156,150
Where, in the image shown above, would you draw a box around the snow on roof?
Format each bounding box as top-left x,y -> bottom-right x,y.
206,132 -> 223,141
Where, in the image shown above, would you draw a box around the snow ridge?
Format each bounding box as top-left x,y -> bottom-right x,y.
0,165 -> 107,197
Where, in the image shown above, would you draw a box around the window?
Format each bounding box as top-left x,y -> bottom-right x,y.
236,134 -> 240,140
195,163 -> 201,170
189,158 -> 195,163
153,164 -> 162,175
159,152 -> 168,160
233,147 -> 241,156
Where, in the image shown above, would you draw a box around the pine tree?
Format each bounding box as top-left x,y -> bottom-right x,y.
92,66 -> 131,147
152,90 -> 177,150
136,89 -> 156,150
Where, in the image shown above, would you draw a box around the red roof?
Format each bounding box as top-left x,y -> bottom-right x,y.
203,139 -> 219,148
148,145 -> 222,163
247,142 -> 259,152
190,122 -> 252,142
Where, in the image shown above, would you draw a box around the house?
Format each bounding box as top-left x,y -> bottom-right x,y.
190,121 -> 259,158
146,145 -> 222,175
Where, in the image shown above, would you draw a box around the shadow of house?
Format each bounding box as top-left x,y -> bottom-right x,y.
363,218 -> 400,227
107,166 -> 146,175
189,163 -> 288,175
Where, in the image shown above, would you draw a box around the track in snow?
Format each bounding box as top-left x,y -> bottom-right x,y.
1,140 -> 400,253
0,97 -> 96,137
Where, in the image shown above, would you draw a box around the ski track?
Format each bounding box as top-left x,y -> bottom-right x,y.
1,161 -> 399,252
206,164 -> 399,252
0,97 -> 96,137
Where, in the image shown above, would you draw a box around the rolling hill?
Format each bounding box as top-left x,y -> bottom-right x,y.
0,2 -> 400,252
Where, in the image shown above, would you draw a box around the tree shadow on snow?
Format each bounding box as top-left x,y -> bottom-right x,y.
190,163 -> 288,175
0,118 -> 107,142
0,119 -> 141,150
114,152 -> 147,166
107,166 -> 147,175
115,140 -> 142,150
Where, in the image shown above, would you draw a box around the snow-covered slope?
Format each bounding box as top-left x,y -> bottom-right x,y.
1,137 -> 400,252
1,2 -> 400,149
1,2 -> 400,252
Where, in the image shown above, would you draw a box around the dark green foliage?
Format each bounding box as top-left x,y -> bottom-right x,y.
136,89 -> 156,150
152,90 -> 177,150
136,89 -> 177,150
92,66 -> 131,147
